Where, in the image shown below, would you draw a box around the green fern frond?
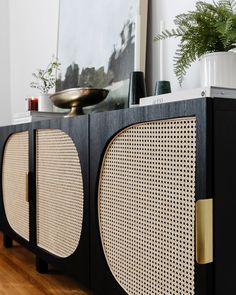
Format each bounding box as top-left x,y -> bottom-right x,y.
219,0 -> 236,12
154,0 -> 236,85
154,29 -> 182,41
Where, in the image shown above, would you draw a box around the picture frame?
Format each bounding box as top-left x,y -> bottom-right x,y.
56,0 -> 148,113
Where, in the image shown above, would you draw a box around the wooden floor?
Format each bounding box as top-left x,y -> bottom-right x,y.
0,233 -> 91,295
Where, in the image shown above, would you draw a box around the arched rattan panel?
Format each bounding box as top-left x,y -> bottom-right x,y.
98,117 -> 196,295
36,129 -> 84,258
2,131 -> 29,241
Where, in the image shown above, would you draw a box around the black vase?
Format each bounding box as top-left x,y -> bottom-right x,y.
128,71 -> 147,107
154,80 -> 171,95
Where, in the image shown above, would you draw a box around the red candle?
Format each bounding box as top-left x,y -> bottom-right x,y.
28,97 -> 38,111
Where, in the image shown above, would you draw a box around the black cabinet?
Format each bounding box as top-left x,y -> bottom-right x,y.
1,98 -> 236,294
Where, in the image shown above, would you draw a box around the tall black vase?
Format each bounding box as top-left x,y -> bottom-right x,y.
128,71 -> 147,107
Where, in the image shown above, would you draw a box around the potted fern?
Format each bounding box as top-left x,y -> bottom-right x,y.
154,0 -> 236,88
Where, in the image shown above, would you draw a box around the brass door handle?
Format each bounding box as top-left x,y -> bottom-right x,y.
26,172 -> 29,202
196,198 -> 213,264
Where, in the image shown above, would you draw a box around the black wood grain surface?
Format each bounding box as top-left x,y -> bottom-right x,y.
213,98 -> 236,295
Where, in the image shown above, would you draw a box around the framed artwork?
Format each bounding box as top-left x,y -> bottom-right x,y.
56,0 -> 148,113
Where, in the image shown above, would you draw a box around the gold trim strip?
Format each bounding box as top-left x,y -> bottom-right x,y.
26,173 -> 29,203
196,199 -> 213,264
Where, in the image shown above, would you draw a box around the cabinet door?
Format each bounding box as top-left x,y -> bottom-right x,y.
90,99 -> 213,295
36,128 -> 84,258
2,131 -> 29,241
31,116 -> 90,288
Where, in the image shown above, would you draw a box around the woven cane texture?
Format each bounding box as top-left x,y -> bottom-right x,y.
36,129 -> 83,258
99,117 -> 196,295
2,131 -> 29,241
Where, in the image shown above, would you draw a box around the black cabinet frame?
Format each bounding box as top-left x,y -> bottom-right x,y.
0,98 -> 236,294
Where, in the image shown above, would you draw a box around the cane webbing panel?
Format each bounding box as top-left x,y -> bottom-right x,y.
99,117 -> 196,295
36,129 -> 83,258
2,131 -> 29,241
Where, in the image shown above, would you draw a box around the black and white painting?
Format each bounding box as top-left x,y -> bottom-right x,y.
56,0 -> 148,112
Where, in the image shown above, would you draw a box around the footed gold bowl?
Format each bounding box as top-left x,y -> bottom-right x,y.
50,87 -> 109,116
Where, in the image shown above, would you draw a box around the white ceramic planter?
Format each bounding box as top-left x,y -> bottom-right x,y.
200,52 -> 236,88
38,94 -> 53,112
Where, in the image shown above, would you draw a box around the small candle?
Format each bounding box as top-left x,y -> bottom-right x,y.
28,97 -> 38,111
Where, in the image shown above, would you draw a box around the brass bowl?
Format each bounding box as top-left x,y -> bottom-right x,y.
50,87 -> 109,116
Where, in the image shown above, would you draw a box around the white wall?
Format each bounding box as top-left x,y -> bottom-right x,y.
0,0 -> 11,126
9,0 -> 59,116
